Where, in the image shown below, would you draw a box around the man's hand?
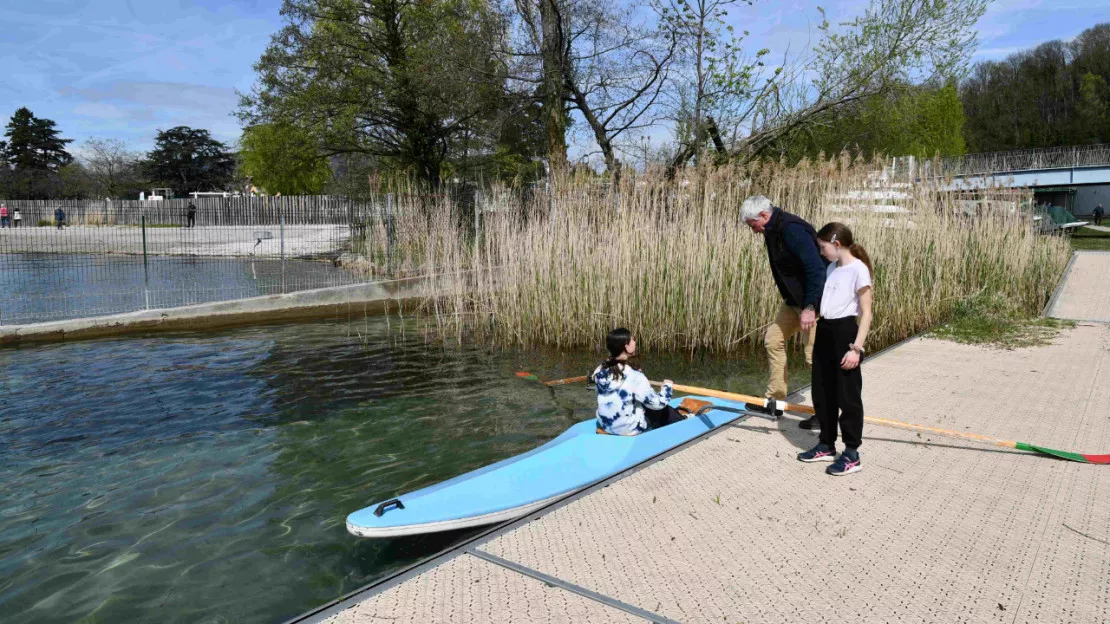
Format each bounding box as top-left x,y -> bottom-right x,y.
800,308 -> 816,330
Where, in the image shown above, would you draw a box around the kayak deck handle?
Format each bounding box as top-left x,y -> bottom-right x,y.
374,498 -> 406,517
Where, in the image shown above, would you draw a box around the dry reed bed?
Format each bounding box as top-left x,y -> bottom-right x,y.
400,160 -> 1070,353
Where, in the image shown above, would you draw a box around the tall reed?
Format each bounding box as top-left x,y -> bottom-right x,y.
408,158 -> 1071,353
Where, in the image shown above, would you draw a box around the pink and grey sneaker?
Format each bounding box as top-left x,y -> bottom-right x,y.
797,443 -> 836,463
826,449 -> 861,475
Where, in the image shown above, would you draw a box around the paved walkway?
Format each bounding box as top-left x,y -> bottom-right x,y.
299,274 -> 1110,624
1046,251 -> 1110,323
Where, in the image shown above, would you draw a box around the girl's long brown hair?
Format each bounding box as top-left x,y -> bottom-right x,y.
816,222 -> 873,276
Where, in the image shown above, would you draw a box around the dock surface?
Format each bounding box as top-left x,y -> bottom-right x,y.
302,255 -> 1110,624
1046,251 -> 1110,322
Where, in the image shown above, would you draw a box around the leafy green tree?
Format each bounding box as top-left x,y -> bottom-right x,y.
961,24 -> 1110,152
1075,72 -> 1110,144
737,0 -> 986,162
241,0 -> 505,186
783,81 -> 965,161
239,123 -> 330,195
143,126 -> 236,195
2,107 -> 73,199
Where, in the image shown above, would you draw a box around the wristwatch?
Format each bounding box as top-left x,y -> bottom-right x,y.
803,304 -> 815,312
849,343 -> 865,354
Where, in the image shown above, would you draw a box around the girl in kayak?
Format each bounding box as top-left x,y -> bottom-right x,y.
797,222 -> 873,476
590,328 -> 681,435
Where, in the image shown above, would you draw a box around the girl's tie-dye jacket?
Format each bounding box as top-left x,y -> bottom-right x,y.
590,363 -> 673,435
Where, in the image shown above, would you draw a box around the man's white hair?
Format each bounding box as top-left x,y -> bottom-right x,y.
740,195 -> 773,221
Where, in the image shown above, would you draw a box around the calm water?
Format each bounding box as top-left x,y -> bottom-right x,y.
0,318 -> 777,623
0,253 -> 359,325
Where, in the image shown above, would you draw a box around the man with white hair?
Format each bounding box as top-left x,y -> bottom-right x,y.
741,195 -> 827,428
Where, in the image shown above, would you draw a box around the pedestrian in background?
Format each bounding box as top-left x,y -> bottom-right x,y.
0,204 -> 9,228
55,207 -> 66,229
187,202 -> 197,228
1094,203 -> 1104,226
12,208 -> 22,228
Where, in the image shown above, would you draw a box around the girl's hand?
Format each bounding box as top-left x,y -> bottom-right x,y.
840,351 -> 860,370
663,379 -> 674,386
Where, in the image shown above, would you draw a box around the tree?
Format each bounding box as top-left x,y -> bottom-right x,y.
510,0 -> 571,174
241,0 -> 506,187
505,0 -> 676,182
737,0 -> 987,162
2,107 -> 74,199
239,123 -> 331,195
777,80 -> 966,161
1075,72 -> 1110,144
143,126 -> 236,195
960,23 -> 1110,152
81,138 -> 143,199
655,0 -> 767,173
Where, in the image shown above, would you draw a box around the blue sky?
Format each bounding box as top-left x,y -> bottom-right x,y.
1,0 -> 1108,159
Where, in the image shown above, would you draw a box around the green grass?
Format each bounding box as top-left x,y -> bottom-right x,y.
1070,226 -> 1110,252
929,293 -> 1075,349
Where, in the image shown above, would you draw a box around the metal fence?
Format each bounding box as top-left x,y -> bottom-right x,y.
0,194 -> 452,325
936,143 -> 1110,177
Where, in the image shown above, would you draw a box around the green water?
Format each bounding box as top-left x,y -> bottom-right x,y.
0,318 -> 776,623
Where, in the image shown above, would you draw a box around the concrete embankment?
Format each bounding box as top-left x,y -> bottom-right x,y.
0,279 -> 432,347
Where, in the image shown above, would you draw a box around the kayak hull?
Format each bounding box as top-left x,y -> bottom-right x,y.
346,395 -> 753,538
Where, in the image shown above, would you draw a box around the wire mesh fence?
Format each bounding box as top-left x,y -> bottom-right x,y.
935,143 -> 1110,177
0,194 -> 473,325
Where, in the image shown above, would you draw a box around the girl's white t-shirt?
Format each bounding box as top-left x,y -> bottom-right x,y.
820,259 -> 872,319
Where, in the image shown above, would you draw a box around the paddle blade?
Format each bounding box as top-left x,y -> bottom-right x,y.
1016,442 -> 1110,464
515,371 -> 540,381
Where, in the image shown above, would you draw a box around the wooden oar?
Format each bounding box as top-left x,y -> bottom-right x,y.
646,382 -> 1110,464
516,371 -> 1110,464
515,372 -> 589,386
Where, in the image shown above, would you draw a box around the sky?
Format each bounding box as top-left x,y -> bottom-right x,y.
1,0 -> 1109,160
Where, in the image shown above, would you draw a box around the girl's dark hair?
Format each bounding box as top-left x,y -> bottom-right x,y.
603,327 -> 633,379
816,222 -> 873,276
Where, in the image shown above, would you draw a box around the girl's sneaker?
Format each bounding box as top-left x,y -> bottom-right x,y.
826,450 -> 861,476
797,443 -> 836,462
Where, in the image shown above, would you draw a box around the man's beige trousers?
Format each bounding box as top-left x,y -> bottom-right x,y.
764,303 -> 816,400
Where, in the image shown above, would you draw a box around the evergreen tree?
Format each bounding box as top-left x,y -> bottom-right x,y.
143,127 -> 236,195
2,107 -> 74,199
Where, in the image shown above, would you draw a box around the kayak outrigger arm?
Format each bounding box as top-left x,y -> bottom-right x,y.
690,401 -> 781,426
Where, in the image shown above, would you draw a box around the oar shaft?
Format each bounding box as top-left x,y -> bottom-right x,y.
654,382 -> 1021,450
521,370 -> 1076,460
651,382 -> 814,414
544,375 -> 589,386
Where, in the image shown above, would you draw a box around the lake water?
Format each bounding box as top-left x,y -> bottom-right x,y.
0,253 -> 360,325
0,318 -> 780,623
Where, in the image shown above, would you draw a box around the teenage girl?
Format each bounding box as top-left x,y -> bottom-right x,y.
796,223 -> 873,476
590,328 -> 681,435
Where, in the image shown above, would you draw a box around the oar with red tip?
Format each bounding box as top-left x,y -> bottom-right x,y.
515,371 -> 1110,464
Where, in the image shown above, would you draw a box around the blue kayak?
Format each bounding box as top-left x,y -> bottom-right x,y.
346,395 -> 759,538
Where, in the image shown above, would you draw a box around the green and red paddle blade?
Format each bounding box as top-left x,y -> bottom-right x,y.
515,371 -> 540,381
1016,442 -> 1110,464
